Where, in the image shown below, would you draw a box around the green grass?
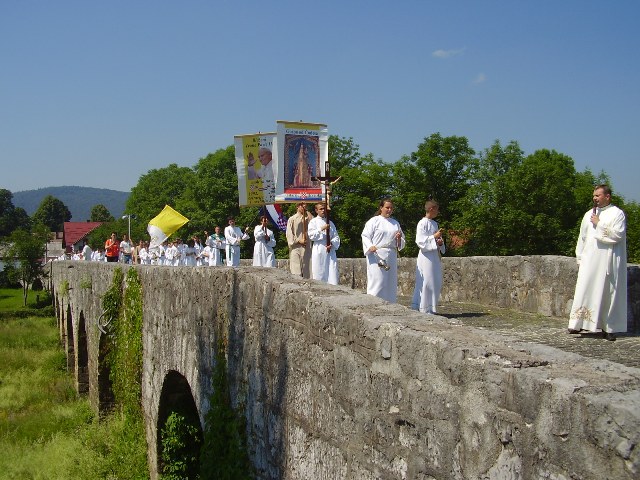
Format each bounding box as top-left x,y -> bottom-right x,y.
0,287 -> 42,310
0,288 -> 149,479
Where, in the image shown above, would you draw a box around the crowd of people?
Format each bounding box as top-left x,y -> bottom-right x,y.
63,186 -> 628,338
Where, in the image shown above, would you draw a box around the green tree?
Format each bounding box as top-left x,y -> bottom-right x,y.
31,195 -> 71,232
622,200 -> 639,264
451,140 -> 525,255
90,204 -> 115,222
330,154 -> 394,257
392,133 -> 476,256
0,189 -> 30,237
2,225 -> 50,306
125,163 -> 195,230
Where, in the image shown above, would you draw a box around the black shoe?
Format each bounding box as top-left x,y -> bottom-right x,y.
567,329 -> 580,334
604,332 -> 616,341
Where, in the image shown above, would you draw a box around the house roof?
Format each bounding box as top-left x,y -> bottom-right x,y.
63,222 -> 103,248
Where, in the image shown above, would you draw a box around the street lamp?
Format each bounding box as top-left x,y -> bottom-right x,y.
122,214 -> 137,240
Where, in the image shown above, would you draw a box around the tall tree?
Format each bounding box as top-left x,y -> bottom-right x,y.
451,141 -> 525,255
31,195 -> 71,232
90,204 -> 115,222
330,154 -> 394,257
392,133 -> 476,256
0,189 -> 30,237
125,163 -> 195,230
2,225 -> 50,306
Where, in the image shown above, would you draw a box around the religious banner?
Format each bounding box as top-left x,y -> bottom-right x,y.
274,120 -> 327,203
234,132 -> 277,206
147,205 -> 189,249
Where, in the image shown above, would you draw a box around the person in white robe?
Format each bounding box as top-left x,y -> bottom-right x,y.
165,241 -> 177,266
184,239 -> 197,267
361,199 -> 406,303
568,184 -> 627,340
139,243 -> 150,265
193,236 -> 203,266
307,202 -> 340,285
224,217 -> 250,267
252,216 -> 277,267
210,226 -> 226,266
411,200 -> 446,314
81,242 -> 93,261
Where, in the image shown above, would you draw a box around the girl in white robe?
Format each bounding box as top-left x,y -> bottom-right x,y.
361,199 -> 405,302
252,217 -> 277,267
411,200 -> 446,314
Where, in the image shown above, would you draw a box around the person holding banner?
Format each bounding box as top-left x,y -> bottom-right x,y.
225,217 -> 250,267
307,202 -> 340,285
252,216 -> 277,267
286,202 -> 314,278
362,199 -> 406,303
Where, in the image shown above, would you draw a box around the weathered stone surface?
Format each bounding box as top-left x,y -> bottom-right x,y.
50,259 -> 640,480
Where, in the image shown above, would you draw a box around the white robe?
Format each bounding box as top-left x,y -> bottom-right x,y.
361,215 -> 406,302
307,216 -> 340,285
568,204 -> 627,333
252,225 -> 276,267
411,217 -> 446,314
225,226 -> 249,267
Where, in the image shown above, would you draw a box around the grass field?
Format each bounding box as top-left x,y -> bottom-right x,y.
0,288 -> 148,479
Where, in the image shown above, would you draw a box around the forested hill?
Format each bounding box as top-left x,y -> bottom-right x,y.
12,186 -> 129,222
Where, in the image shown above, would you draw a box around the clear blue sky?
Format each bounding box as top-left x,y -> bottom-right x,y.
2,1 -> 639,202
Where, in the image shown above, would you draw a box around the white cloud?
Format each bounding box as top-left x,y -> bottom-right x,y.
472,73 -> 487,84
432,48 -> 465,59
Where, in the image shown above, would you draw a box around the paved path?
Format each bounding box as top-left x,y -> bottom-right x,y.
399,298 -> 640,369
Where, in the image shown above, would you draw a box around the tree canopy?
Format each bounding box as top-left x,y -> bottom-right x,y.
67,131 -> 638,264
31,195 -> 71,232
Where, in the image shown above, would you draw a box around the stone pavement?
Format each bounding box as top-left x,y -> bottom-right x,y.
398,298 -> 640,369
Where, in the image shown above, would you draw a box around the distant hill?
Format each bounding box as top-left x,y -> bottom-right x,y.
12,186 -> 130,222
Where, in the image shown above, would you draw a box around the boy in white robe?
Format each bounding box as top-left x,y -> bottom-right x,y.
411,200 -> 446,314
252,216 -> 277,267
224,217 -> 250,267
307,203 -> 340,285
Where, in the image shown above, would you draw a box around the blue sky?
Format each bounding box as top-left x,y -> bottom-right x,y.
2,1 -> 638,202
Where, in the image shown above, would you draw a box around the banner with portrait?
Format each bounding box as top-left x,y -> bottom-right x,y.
274,120 -> 327,203
234,132 -> 277,207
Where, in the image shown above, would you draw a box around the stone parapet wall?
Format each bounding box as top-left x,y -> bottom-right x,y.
265,255 -> 639,332
50,260 -> 640,479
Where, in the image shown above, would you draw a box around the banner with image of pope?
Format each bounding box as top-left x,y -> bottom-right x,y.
234,132 -> 277,207
274,120 -> 327,203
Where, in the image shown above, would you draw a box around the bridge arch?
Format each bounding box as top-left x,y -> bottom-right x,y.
65,304 -> 74,373
156,369 -> 203,476
77,311 -> 89,394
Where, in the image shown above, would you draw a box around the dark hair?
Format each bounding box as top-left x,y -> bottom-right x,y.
595,184 -> 612,196
377,198 -> 394,215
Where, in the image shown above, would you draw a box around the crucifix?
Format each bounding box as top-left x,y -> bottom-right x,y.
311,160 -> 341,248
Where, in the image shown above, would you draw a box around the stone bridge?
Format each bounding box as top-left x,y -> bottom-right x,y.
48,256 -> 640,479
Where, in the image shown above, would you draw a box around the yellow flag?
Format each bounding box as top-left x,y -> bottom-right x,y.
147,205 -> 189,248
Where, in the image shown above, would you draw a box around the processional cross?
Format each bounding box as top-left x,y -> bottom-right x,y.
311,160 -> 341,248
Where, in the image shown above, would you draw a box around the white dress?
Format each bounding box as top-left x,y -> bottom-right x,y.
411,217 -> 446,314
568,204 -> 627,333
252,225 -> 276,267
361,215 -> 405,302
225,226 -> 249,267
307,216 -> 340,285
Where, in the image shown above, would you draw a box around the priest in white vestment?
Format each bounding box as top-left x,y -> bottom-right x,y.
307,203 -> 340,285
362,199 -> 406,303
411,200 -> 446,314
252,217 -> 277,267
225,217 -> 250,267
568,185 -> 627,340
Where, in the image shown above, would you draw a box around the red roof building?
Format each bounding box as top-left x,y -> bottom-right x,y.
63,222 -> 103,253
